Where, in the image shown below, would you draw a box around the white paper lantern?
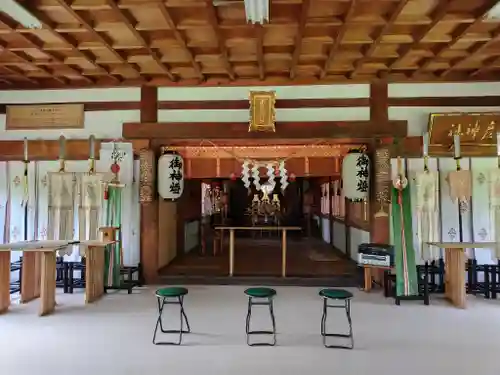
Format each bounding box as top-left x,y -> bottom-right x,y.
342,152 -> 370,200
158,153 -> 184,200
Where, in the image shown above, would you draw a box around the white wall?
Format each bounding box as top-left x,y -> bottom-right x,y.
388,82 -> 500,136
0,88 -> 140,140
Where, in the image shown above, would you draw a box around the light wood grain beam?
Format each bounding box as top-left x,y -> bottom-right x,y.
290,0 -> 311,79
320,0 -> 357,79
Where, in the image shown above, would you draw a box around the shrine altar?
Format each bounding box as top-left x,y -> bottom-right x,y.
215,226 -> 302,277
428,242 -> 497,309
0,240 -> 114,316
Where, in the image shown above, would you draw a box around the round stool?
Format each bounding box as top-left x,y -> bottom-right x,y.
319,288 -> 354,349
152,287 -> 191,345
244,287 -> 277,346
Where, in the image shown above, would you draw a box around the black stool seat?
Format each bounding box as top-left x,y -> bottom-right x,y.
152,287 -> 191,345
319,288 -> 354,349
245,287 -> 277,346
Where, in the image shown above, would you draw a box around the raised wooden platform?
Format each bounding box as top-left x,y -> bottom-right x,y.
158,238 -> 360,286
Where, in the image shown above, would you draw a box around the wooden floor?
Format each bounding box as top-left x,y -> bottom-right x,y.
159,237 -> 358,282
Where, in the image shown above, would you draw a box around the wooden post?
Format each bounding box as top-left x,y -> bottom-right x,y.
139,86 -> 159,284
369,82 -> 391,244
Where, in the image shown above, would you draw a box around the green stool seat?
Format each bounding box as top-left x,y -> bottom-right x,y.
319,289 -> 353,300
156,287 -> 188,298
245,287 -> 276,298
319,288 -> 354,349
152,286 -> 191,345
244,287 -> 277,346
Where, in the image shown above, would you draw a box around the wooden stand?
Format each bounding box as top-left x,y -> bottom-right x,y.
428,242 -> 496,309
0,240 -> 114,316
215,226 -> 302,277
363,265 -> 392,292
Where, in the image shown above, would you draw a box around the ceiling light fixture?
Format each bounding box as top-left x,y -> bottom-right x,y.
0,0 -> 42,29
244,0 -> 269,25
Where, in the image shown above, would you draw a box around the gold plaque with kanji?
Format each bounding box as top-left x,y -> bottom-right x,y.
428,112 -> 499,146
249,91 -> 276,132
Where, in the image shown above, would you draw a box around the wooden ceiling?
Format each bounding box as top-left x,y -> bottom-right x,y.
1,0 -> 500,89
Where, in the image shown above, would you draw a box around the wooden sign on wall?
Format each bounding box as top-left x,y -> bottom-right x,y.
428,112 -> 499,146
6,104 -> 84,130
248,91 -> 276,132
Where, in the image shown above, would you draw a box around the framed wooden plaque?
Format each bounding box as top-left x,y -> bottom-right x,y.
6,104 -> 84,130
248,91 -> 276,132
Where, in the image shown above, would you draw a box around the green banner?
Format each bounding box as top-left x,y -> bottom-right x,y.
104,186 -> 122,287
391,185 -> 419,297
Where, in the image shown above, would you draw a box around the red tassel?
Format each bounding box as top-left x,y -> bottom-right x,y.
104,189 -> 109,200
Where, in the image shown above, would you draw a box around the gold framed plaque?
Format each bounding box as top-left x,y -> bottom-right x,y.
248,91 -> 276,132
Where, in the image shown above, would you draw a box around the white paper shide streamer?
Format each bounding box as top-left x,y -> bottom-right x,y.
241,160 -> 251,189
251,163 -> 261,190
266,163 -> 276,191
279,160 -> 288,191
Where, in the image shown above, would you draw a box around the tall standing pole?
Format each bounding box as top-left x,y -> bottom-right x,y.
22,138 -> 29,241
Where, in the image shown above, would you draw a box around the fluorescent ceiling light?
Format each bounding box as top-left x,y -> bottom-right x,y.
484,1 -> 500,20
244,0 -> 269,25
0,0 -> 42,29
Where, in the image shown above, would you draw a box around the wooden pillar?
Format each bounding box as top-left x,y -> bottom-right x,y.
139,86 -> 159,283
370,82 -> 391,244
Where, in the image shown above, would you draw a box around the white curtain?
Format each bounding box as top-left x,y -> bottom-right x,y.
0,162 -> 7,244
98,142 -> 139,266
489,169 -> 500,260
78,173 -> 104,244
47,172 -> 76,257
8,162 -> 36,263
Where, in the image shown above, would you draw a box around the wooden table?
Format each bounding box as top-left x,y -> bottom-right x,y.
362,265 -> 392,292
0,240 -> 114,316
215,226 -> 302,277
428,242 -> 496,309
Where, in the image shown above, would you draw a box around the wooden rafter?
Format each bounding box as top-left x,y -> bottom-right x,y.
0,65 -> 37,84
388,0 -> 456,72
290,0 -> 311,79
255,24 -> 265,80
20,4 -> 120,82
441,27 -> 500,77
156,3 -> 204,81
105,0 -> 175,81
0,0 -> 499,88
0,17 -> 92,84
413,1 -> 500,77
53,0 -> 141,77
351,0 -> 411,78
320,0 -> 357,79
205,0 -> 235,80
0,40 -> 65,84
470,56 -> 500,77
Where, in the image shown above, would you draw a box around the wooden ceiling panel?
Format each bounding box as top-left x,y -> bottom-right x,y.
1,0 -> 500,88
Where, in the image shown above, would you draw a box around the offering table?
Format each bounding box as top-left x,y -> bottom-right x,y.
214,226 -> 302,277
428,242 -> 496,309
0,240 -> 114,316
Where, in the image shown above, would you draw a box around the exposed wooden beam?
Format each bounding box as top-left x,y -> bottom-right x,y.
123,120 -> 408,140
290,0 -> 311,79
53,0 -> 141,77
106,1 -> 175,81
19,3 -> 119,82
388,0 -> 455,72
351,0 -> 410,77
0,16 -> 92,84
470,57 -> 500,77
413,1 -> 500,77
0,65 -> 38,84
441,26 -> 500,78
255,24 -> 265,81
320,0 -> 357,79
156,3 -> 204,81
205,0 -> 235,80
